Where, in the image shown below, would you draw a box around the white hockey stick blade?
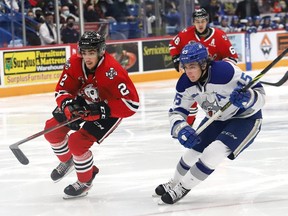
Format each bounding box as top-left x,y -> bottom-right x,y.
261,71 -> 288,87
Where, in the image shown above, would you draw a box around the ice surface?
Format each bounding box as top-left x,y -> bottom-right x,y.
1,68 -> 288,216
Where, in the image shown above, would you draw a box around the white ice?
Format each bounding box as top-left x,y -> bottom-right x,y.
1,68 -> 288,216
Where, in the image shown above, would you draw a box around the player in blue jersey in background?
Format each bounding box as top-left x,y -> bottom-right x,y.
154,42 -> 266,204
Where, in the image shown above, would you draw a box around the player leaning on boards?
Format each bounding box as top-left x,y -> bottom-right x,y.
154,42 -> 265,204
169,8 -> 238,126
43,31 -> 139,199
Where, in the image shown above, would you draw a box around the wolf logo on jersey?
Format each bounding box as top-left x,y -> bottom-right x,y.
201,93 -> 221,117
81,83 -> 99,103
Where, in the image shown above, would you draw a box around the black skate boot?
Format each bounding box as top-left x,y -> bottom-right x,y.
63,166 -> 99,199
160,182 -> 190,204
154,179 -> 175,196
51,157 -> 74,182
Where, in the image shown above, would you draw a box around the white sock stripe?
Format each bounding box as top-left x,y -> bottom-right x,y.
121,98 -> 139,112
52,146 -> 69,155
54,151 -> 70,156
73,152 -> 94,173
74,159 -> 94,173
51,137 -> 69,155
73,155 -> 93,165
50,135 -> 69,148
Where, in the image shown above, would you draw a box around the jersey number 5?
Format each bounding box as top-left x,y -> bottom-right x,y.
174,93 -> 183,105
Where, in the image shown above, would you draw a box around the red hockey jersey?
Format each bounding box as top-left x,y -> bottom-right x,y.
55,52 -> 139,118
169,26 -> 238,61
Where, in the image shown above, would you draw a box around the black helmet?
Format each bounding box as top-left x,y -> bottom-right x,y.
192,8 -> 209,21
78,31 -> 106,56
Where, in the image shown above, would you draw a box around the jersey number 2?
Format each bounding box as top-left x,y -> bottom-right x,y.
59,74 -> 68,87
118,83 -> 130,96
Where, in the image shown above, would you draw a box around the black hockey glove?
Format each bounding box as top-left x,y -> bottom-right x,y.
172,54 -> 180,72
61,99 -> 89,120
82,101 -> 111,121
52,106 -> 83,131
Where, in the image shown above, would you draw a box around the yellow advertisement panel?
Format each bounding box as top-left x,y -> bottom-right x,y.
3,48 -> 66,86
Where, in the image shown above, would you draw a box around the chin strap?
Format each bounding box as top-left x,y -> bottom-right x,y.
196,27 -> 211,38
198,62 -> 210,83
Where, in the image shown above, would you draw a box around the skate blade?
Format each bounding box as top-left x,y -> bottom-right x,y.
151,196 -> 167,205
63,192 -> 88,200
152,193 -> 161,198
157,198 -> 167,205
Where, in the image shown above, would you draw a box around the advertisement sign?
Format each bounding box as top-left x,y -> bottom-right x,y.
249,31 -> 279,62
277,32 -> 288,56
142,39 -> 173,72
106,42 -> 139,73
3,47 -> 67,86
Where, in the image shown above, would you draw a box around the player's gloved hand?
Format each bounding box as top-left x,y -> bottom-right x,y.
82,101 -> 111,121
173,121 -> 200,148
52,106 -> 82,131
172,55 -> 180,72
229,85 -> 254,108
61,99 -> 87,120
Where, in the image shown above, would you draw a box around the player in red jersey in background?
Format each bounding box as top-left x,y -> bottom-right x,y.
169,8 -> 238,125
43,31 -> 139,199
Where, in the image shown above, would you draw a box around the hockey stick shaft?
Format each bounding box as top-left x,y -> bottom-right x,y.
196,47 -> 288,135
9,116 -> 82,165
260,71 -> 288,87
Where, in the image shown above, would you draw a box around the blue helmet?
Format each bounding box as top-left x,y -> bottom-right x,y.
180,42 -> 208,65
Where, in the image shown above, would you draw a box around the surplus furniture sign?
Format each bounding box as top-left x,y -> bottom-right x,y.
3,47 -> 67,86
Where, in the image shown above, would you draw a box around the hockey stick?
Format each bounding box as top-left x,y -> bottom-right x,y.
260,70 -> 288,87
196,47 -> 288,135
9,116 -> 82,165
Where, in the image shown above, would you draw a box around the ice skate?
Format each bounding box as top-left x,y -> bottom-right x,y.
159,182 -> 190,205
63,166 -> 99,199
51,157 -> 74,183
153,179 -> 175,197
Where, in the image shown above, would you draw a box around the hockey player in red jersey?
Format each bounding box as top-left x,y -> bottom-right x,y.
169,8 -> 238,125
43,31 -> 139,199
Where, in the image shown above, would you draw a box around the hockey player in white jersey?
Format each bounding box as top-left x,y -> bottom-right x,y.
154,42 -> 265,204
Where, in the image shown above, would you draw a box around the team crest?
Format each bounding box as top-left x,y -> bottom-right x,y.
106,68 -> 117,79
82,84 -> 99,103
201,93 -> 221,117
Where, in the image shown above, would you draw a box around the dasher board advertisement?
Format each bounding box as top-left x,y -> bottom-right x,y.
142,39 -> 173,72
3,47 -> 68,86
106,42 -> 139,73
